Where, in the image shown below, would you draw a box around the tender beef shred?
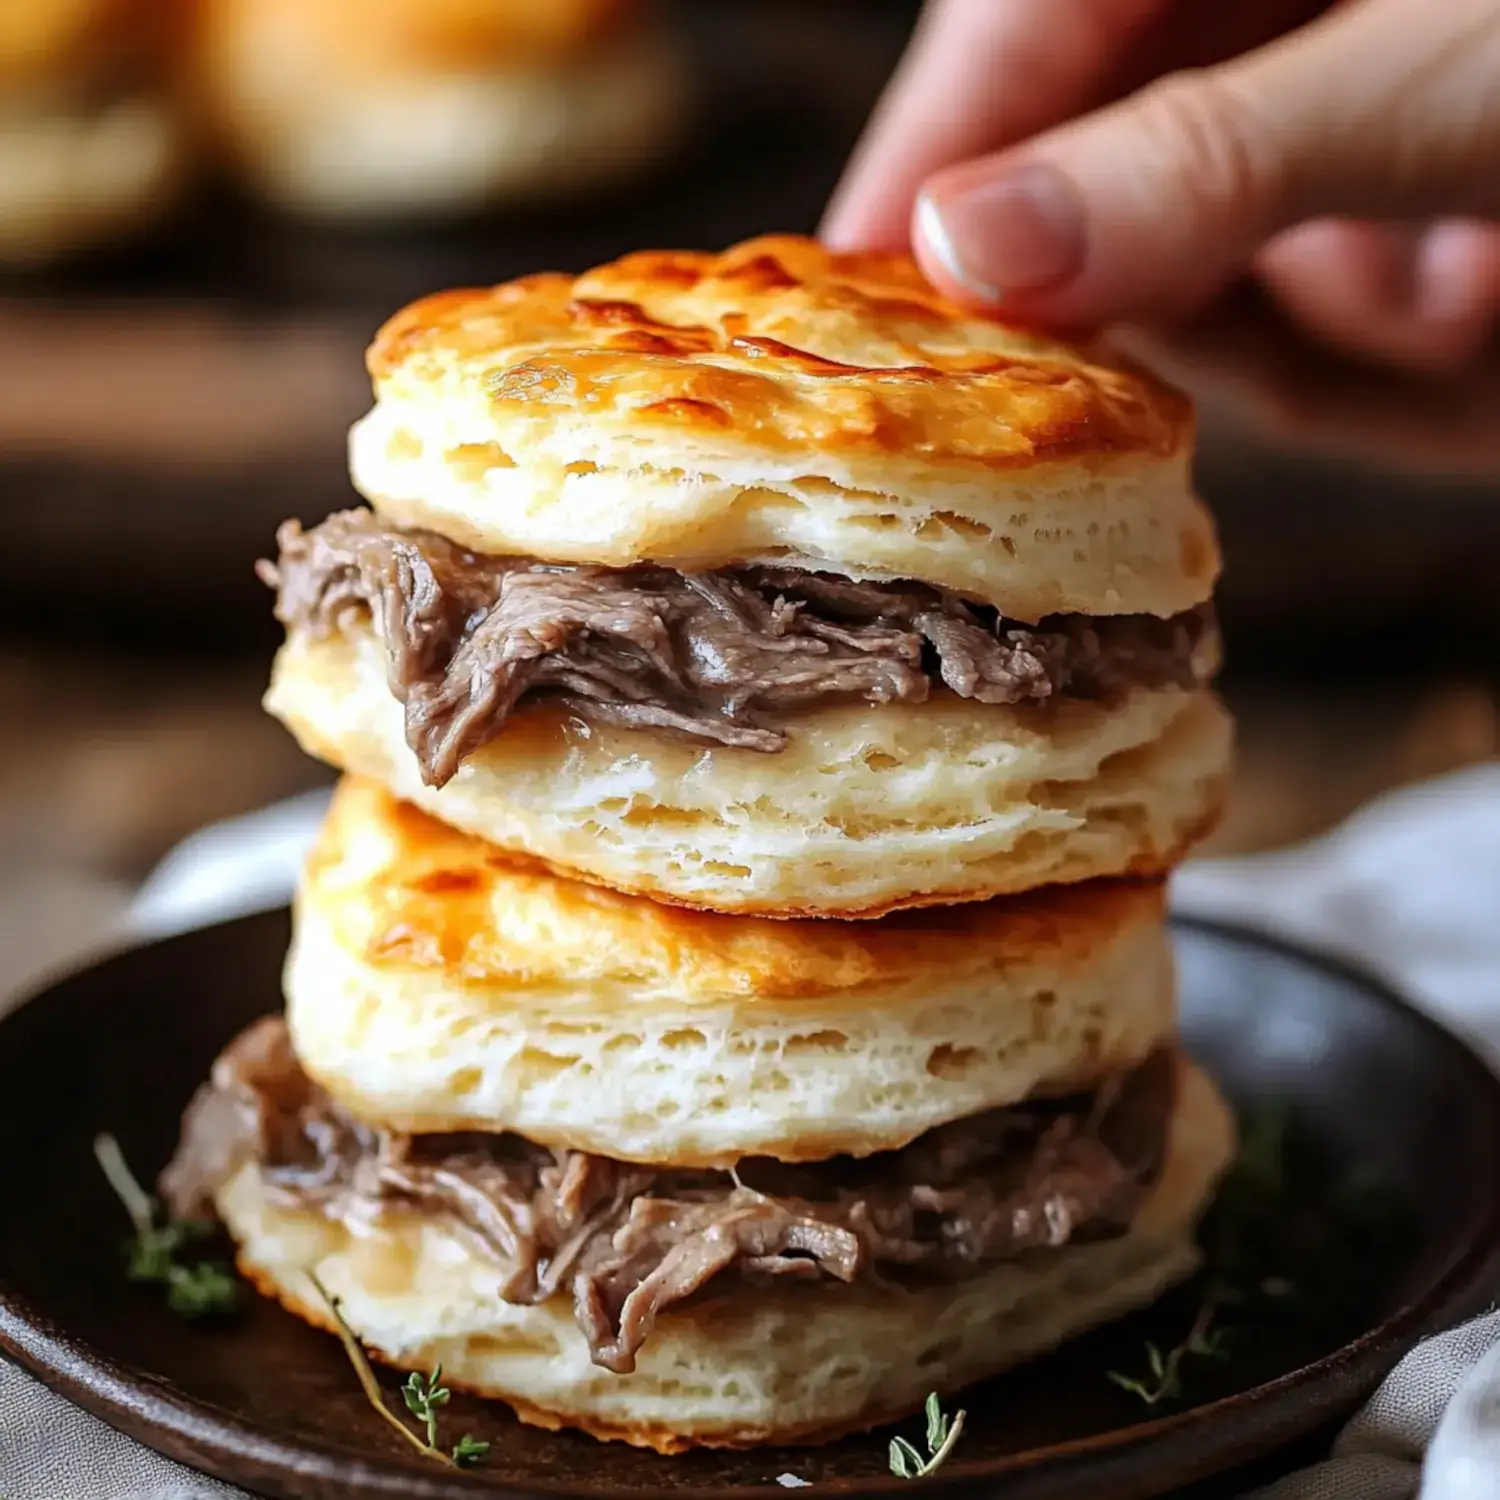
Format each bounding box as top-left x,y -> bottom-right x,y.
164,1018 -> 1177,1373
259,510 -> 1217,788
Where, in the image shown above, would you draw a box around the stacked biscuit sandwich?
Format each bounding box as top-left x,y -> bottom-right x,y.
164,235 -> 1237,1452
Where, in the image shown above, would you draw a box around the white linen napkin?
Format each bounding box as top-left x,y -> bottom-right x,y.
5,762 -> 1500,1499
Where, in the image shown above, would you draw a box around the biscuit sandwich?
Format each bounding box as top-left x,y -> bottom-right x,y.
189,0 -> 685,219
261,234 -> 1231,917
163,777 -> 1235,1452
0,0 -> 187,266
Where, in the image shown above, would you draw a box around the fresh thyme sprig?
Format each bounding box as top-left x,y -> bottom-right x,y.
93,1133 -> 238,1318
1107,1296 -> 1231,1405
450,1434 -> 492,1468
308,1273 -> 490,1470
402,1367 -> 451,1449
889,1392 -> 966,1479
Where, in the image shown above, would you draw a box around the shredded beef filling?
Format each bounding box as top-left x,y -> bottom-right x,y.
163,1018 -> 1176,1373
259,510 -> 1217,788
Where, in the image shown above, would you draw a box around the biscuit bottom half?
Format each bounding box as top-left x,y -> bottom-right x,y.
204,1058 -> 1232,1452
267,629 -> 1232,917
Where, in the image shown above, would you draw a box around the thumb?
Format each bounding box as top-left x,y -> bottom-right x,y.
913,0 -> 1500,326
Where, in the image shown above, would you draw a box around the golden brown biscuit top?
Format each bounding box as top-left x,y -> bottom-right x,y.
309,778 -> 1168,1001
369,235 -> 1192,471
194,0 -> 630,78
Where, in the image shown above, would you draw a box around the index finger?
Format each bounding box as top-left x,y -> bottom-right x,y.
822,0 -> 1165,251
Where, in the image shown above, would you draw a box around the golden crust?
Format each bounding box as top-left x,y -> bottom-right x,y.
368,235 -> 1191,471
494,1393 -> 967,1456
312,775 -> 1170,1000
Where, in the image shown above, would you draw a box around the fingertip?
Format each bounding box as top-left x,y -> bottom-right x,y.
816,213 -> 863,254
1257,220 -> 1419,315
820,164 -> 922,253
818,175 -> 870,250
1416,221 -> 1500,329
818,202 -> 901,254
911,165 -> 1088,312
912,191 -> 1003,305
1257,219 -> 1500,373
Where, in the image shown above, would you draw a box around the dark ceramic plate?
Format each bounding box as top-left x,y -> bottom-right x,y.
2,912 -> 1499,1499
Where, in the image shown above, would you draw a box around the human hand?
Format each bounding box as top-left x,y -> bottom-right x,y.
823,0 -> 1500,370
1122,285 -> 1500,476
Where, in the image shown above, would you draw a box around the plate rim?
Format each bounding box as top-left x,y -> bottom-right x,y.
2,909 -> 1499,1500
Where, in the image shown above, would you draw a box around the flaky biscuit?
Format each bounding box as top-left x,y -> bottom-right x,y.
265,627 -> 1232,917
286,778 -> 1177,1163
216,1055 -> 1233,1452
350,234 -> 1217,619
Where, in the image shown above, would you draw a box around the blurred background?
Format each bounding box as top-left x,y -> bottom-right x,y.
2,0 -> 1497,973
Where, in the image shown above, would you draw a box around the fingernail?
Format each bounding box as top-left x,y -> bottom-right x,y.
918,163 -> 1087,302
1416,222 -> 1493,325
